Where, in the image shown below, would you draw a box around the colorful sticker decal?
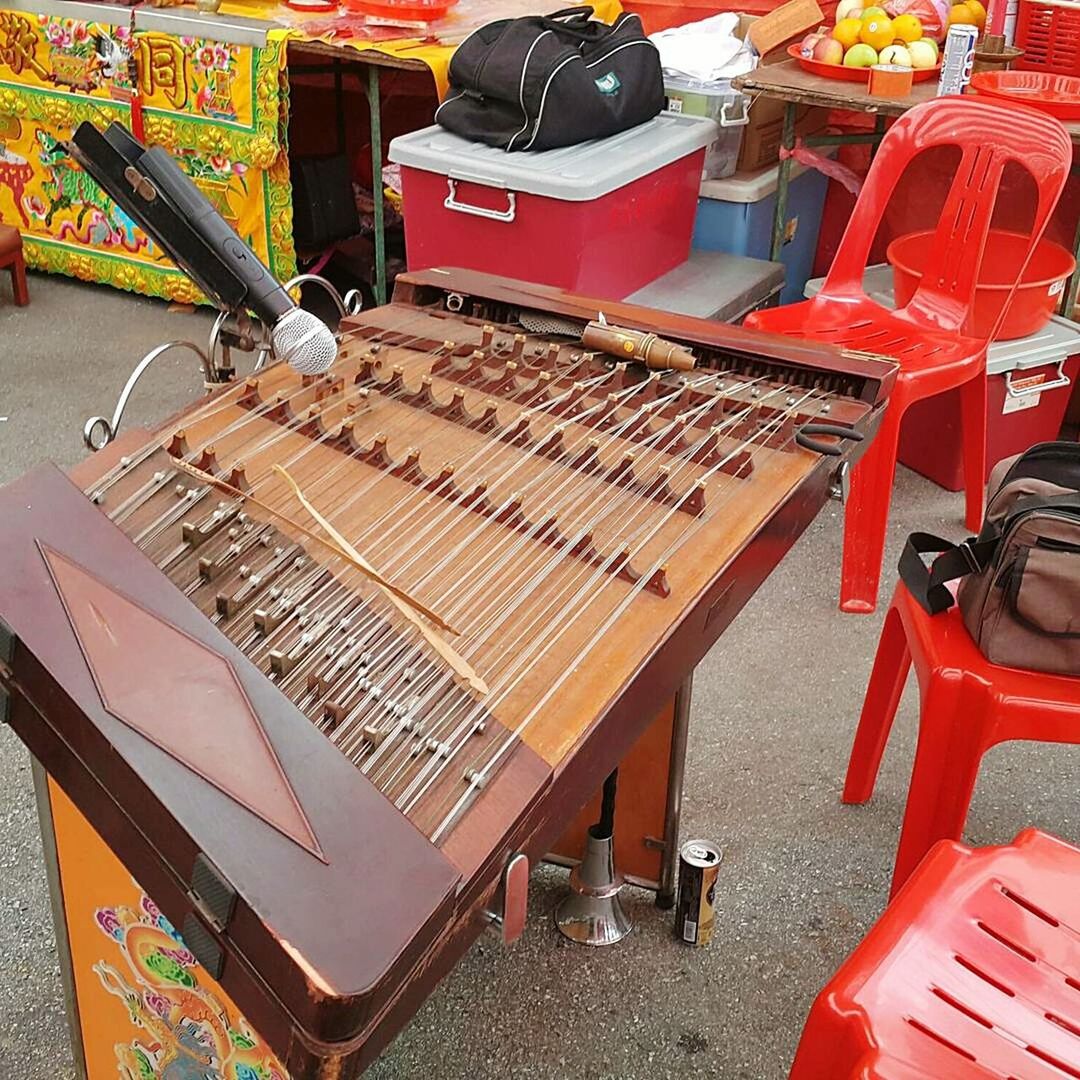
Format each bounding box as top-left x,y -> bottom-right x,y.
92,894 -> 289,1080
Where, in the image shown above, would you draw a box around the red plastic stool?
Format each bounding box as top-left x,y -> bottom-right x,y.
843,579 -> 1080,897
789,829 -> 1080,1079
0,224 -> 29,306
745,98 -> 1072,614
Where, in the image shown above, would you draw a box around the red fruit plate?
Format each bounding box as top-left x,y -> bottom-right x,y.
341,0 -> 456,19
787,43 -> 940,82
968,71 -> 1080,120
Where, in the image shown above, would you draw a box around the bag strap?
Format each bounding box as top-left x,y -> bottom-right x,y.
901,492 -> 1080,615
899,531 -> 1000,614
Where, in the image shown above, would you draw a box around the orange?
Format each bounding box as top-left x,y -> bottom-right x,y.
859,14 -> 895,49
832,16 -> 863,47
891,12 -> 923,41
964,0 -> 987,28
947,2 -> 978,26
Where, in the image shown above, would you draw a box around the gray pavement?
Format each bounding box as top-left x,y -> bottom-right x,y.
0,273 -> 1077,1080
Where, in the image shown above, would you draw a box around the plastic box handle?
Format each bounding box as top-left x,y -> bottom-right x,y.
719,95 -> 750,128
1006,360 -> 1071,398
444,178 -> 517,223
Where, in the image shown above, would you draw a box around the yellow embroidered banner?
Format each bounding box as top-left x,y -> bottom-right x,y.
0,10 -> 295,302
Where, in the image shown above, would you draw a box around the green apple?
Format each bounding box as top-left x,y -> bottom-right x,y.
879,43 -> 913,65
861,6 -> 888,16
908,39 -> 938,67
843,43 -> 879,66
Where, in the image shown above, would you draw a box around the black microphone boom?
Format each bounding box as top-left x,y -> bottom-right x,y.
68,121 -> 336,375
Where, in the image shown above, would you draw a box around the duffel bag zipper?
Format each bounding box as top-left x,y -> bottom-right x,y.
1035,535 -> 1080,554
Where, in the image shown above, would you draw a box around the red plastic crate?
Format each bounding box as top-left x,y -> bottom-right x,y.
1014,0 -> 1080,77
898,353 -> 1080,491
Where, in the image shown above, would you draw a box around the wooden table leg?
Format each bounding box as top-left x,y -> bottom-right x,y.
13,249 -> 29,306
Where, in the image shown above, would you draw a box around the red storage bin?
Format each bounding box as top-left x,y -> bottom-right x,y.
1014,0 -> 1080,76
389,115 -> 716,299
898,320 -> 1080,491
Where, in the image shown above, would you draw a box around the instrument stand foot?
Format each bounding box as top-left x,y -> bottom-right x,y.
554,771 -> 632,947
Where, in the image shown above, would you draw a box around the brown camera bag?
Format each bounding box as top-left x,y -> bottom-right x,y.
899,442 -> 1080,677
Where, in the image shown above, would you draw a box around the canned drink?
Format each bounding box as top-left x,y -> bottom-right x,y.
938,24 -> 979,96
675,840 -> 722,946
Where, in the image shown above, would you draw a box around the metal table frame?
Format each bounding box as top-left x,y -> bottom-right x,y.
288,42 -> 433,307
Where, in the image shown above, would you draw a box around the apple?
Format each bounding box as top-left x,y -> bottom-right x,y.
835,0 -> 863,21
879,43 -> 913,64
861,5 -> 888,16
800,31 -> 826,55
843,42 -> 879,66
908,38 -> 938,66
813,36 -> 845,63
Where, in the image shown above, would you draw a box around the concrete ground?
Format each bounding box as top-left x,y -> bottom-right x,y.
0,273 -> 1077,1080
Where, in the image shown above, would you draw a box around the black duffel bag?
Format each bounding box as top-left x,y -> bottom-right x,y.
435,7 -> 664,152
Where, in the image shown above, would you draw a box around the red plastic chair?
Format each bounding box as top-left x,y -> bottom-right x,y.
843,579 -> 1080,897
744,98 -> 1072,614
789,828 -> 1080,1079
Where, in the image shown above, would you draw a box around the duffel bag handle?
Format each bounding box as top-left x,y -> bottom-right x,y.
899,531 -> 999,615
541,5 -> 596,30
545,6 -> 595,19
540,6 -> 624,38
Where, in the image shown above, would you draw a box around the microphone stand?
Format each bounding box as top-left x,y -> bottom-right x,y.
82,274 -> 361,452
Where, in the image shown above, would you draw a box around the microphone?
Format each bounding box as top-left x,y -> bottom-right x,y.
270,308 -> 339,375
68,123 -> 337,375
139,147 -> 338,375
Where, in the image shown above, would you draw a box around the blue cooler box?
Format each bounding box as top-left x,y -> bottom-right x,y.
691,156 -> 831,305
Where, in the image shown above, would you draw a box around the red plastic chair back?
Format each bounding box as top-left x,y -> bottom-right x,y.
822,98 -> 1072,342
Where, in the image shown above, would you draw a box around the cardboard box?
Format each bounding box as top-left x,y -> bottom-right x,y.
737,99 -> 828,171
745,0 -> 824,55
735,6 -> 829,171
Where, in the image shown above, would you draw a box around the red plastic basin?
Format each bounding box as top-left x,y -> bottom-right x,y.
887,229 -> 1075,341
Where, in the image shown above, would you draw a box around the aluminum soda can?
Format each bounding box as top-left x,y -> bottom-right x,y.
674,839 -> 722,946
938,24 -> 979,96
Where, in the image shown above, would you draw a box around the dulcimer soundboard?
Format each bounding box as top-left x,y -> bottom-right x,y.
0,269 -> 894,1078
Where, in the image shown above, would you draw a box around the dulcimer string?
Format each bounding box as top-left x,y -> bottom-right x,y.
285,370 -> 736,722
375,387 -> 797,806
237,366 -> 624,671
405,387 -> 820,810
323,372 -> 751,778
348,380 -> 800,798
426,386 -> 828,838
254,371 -> 691,717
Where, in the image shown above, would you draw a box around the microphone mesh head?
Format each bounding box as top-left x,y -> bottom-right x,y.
272,308 -> 338,375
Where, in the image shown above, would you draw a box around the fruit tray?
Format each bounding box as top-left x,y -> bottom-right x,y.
787,43 -> 941,82
969,70 -> 1080,119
